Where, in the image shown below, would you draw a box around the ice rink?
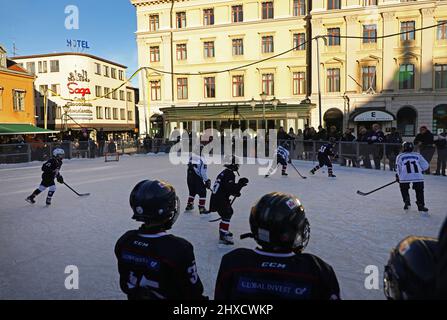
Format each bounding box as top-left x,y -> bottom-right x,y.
0,154 -> 446,300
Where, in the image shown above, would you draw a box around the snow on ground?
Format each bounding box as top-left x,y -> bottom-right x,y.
0,154 -> 446,300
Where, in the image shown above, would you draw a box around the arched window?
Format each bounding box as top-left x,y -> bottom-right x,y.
397,106 -> 417,136
433,104 -> 447,134
324,108 -> 343,132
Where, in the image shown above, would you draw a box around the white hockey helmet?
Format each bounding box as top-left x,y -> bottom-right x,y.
53,148 -> 65,158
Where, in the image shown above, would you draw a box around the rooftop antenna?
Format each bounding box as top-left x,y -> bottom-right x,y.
12,42 -> 18,56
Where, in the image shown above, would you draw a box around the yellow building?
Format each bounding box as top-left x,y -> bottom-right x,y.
0,44 -> 38,133
131,0 -> 447,138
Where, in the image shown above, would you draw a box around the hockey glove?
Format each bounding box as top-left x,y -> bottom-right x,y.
238,177 -> 249,187
205,179 -> 211,189
57,175 -> 64,184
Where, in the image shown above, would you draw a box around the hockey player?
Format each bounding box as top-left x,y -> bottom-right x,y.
185,145 -> 211,214
396,142 -> 430,212
310,137 -> 337,177
265,141 -> 291,177
209,155 -> 249,245
26,148 -> 65,205
214,192 -> 341,300
115,179 -> 207,300
383,235 -> 438,300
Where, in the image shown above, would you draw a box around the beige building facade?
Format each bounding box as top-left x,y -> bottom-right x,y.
132,0 -> 447,138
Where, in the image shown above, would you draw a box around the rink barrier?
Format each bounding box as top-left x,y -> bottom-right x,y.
0,139 -> 439,172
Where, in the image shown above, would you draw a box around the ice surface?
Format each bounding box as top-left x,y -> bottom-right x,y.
0,154 -> 445,300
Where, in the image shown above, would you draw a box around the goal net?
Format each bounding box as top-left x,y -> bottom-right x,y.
104,152 -> 120,162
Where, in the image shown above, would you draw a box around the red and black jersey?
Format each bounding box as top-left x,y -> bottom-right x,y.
210,168 -> 242,211
115,230 -> 206,300
214,248 -> 340,300
41,157 -> 62,180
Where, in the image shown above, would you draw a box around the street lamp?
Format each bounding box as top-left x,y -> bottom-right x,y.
63,104 -> 70,132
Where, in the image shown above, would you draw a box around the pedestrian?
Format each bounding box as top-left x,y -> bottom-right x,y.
434,131 -> 447,176
367,123 -> 385,170
97,128 -> 106,157
414,126 -> 435,174
385,127 -> 403,171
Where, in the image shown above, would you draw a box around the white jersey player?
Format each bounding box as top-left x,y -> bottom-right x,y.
186,146 -> 211,214
396,142 -> 429,212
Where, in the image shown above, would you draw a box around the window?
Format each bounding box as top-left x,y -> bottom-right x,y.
51,84 -> 60,97
363,0 -> 377,5
437,21 -> 447,40
232,5 -> 243,23
38,61 -> 47,73
177,78 -> 188,100
293,0 -> 306,16
401,21 -> 415,41
204,77 -> 215,98
435,64 -> 447,89
262,2 -> 274,19
232,39 -> 244,55
176,44 -> 187,60
104,65 -> 110,77
105,107 -> 111,119
13,90 -> 25,111
362,66 -> 376,92
399,64 -> 415,89
119,70 -> 124,81
232,75 -> 244,97
128,111 -> 133,121
50,60 -> 59,72
293,33 -> 306,50
104,87 -> 110,98
176,12 -> 186,28
112,90 -> 118,100
111,68 -> 117,79
96,106 -> 103,119
26,62 -> 36,74
397,107 -> 417,137
293,72 -> 306,95
127,91 -> 133,102
120,109 -> 126,120
113,108 -> 119,120
203,42 -> 215,58
95,63 -> 101,75
119,90 -> 125,101
262,74 -> 274,95
151,81 -> 161,101
327,0 -> 341,10
203,8 -> 214,26
327,28 -> 340,46
363,25 -> 377,43
149,14 -> 159,31
327,68 -> 340,92
150,46 -> 160,62
262,36 -> 274,53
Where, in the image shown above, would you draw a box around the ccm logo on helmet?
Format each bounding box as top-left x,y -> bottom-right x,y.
261,262 -> 286,269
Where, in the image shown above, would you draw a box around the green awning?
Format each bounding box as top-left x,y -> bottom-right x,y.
0,124 -> 59,135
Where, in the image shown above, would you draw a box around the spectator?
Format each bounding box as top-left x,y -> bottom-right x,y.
434,131 -> 447,176
367,123 -> 385,170
277,126 -> 291,142
108,139 -> 117,154
97,128 -> 106,157
357,126 -> 371,169
296,129 -> 304,160
327,125 -> 341,141
143,135 -> 152,154
414,126 -> 435,174
340,128 -> 357,167
385,127 -> 403,171
315,125 -> 328,141
288,127 -> 296,139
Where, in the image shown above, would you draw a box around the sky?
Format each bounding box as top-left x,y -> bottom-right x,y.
0,0 -> 138,85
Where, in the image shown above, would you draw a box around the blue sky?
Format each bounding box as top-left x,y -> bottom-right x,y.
0,0 -> 138,84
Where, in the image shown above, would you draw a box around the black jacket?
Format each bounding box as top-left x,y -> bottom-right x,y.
414,131 -> 434,147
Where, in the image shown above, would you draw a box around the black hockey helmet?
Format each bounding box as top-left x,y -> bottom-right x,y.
402,141 -> 414,153
130,180 -> 180,230
250,192 -> 310,252
384,236 -> 437,300
223,154 -> 240,172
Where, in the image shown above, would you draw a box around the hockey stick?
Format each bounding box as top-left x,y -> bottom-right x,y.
64,182 -> 91,197
290,162 -> 308,179
356,180 -> 397,196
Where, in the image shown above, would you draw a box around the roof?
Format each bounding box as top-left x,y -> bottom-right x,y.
11,52 -> 127,69
0,124 -> 59,136
7,59 -> 28,73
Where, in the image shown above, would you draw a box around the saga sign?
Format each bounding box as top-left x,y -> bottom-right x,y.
67,82 -> 91,97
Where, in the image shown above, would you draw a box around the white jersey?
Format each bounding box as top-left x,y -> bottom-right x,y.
277,146 -> 290,162
396,152 -> 429,183
188,154 -> 209,182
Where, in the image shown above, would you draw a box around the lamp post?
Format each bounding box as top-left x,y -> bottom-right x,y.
63,104 -> 70,133
250,94 -> 280,131
315,36 -> 327,128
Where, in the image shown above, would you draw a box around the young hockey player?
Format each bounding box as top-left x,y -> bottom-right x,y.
115,179 -> 207,300
26,148 -> 65,205
265,141 -> 291,177
209,155 -> 249,245
310,137 -> 337,177
214,192 -> 341,300
185,145 -> 211,214
383,235 -> 438,300
396,141 -> 430,212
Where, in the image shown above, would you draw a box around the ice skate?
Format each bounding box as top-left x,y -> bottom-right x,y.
219,232 -> 234,245
26,196 -> 36,204
185,203 -> 194,211
199,207 -> 210,215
